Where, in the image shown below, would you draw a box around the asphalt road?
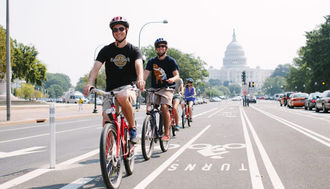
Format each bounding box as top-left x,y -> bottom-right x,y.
0,100 -> 329,189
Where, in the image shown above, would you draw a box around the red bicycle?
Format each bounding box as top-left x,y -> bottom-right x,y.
182,96 -> 194,128
91,86 -> 137,189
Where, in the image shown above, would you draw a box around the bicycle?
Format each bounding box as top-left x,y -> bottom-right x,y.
169,106 -> 176,137
91,86 -> 137,189
182,95 -> 194,128
141,88 -> 173,160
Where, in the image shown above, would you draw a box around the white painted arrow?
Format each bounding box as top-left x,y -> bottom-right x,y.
0,146 -> 46,159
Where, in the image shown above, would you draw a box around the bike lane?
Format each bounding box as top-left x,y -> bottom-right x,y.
136,104 -> 255,189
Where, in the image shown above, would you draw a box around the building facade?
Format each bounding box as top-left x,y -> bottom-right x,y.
208,30 -> 273,89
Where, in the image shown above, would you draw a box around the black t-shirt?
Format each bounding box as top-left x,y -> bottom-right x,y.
96,42 -> 142,91
146,56 -> 179,88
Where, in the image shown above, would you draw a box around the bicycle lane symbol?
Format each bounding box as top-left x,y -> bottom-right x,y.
189,143 -> 246,159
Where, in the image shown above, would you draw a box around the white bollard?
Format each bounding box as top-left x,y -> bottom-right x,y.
49,103 -> 56,169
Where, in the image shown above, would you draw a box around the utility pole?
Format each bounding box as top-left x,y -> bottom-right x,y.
6,0 -> 11,121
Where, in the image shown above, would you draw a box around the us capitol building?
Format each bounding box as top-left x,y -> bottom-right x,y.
208,30 -> 273,89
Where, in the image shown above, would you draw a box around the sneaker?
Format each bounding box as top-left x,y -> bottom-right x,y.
161,135 -> 170,141
174,125 -> 180,131
129,128 -> 138,144
189,118 -> 193,122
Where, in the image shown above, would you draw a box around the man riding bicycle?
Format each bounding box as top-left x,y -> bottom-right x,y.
184,78 -> 196,122
172,78 -> 184,130
83,16 -> 144,144
143,38 -> 180,141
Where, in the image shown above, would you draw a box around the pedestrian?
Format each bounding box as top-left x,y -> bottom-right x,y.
78,98 -> 83,111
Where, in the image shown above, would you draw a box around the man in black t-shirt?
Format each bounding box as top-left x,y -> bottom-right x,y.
84,16 -> 144,144
144,38 -> 180,141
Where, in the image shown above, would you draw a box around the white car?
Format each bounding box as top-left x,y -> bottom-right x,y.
232,96 -> 242,101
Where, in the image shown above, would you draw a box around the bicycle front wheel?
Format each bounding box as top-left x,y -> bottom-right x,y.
181,109 -> 186,129
160,122 -> 170,152
123,127 -> 135,175
141,115 -> 155,160
100,123 -> 123,189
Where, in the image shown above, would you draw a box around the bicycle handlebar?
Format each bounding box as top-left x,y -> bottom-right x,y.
90,85 -> 138,96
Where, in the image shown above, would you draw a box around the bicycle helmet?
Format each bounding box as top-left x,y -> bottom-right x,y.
187,78 -> 194,83
154,38 -> 168,47
109,16 -> 129,29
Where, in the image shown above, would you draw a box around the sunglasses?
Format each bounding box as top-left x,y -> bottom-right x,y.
156,45 -> 167,48
112,27 -> 125,33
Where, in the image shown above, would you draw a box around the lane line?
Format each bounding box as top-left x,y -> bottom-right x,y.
60,177 -> 94,189
134,125 -> 211,189
239,107 -> 264,189
194,108 -> 218,118
207,107 -> 225,118
242,108 -> 285,189
0,149 -> 99,189
252,106 -> 330,147
0,125 -> 98,144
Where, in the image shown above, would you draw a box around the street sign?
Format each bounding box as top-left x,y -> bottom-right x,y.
242,84 -> 248,96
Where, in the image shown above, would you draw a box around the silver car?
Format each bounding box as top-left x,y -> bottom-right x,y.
315,90 -> 330,113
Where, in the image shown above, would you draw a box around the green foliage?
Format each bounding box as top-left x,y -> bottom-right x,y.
262,76 -> 286,95
47,84 -> 64,98
0,25 -> 14,79
44,73 -> 71,92
12,40 -> 47,85
271,64 -> 290,77
208,79 -> 222,87
228,84 -> 241,96
287,15 -> 330,92
15,83 -> 35,100
75,67 -> 106,92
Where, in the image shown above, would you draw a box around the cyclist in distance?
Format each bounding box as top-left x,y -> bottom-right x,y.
184,78 -> 196,122
172,78 -> 184,130
144,38 -> 180,141
83,16 -> 145,144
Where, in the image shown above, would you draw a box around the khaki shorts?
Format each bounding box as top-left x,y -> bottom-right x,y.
147,88 -> 174,107
102,85 -> 137,113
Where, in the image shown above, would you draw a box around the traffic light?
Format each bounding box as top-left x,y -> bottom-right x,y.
249,82 -> 251,87
241,71 -> 246,84
252,82 -> 255,87
322,81 -> 325,85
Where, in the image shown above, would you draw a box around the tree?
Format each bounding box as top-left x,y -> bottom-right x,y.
208,79 -> 222,87
228,84 -> 241,96
287,15 -> 330,92
75,67 -> 106,93
0,25 -> 14,79
262,76 -> 286,95
15,83 -> 34,100
271,64 -> 290,77
44,73 -> 72,92
47,84 -> 64,98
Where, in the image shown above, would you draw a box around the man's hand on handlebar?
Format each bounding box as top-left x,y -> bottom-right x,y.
83,84 -> 94,96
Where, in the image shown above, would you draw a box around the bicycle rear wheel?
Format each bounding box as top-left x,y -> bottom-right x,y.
141,115 -> 155,160
181,108 -> 186,128
100,123 -> 123,189
170,109 -> 176,137
123,127 -> 135,175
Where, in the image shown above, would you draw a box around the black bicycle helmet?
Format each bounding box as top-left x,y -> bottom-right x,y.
187,78 -> 194,83
109,16 -> 129,29
154,38 -> 167,48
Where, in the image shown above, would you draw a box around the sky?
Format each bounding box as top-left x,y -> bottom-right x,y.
1,0 -> 329,86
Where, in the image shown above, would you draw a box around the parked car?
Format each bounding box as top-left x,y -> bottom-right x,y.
304,92 -> 322,110
315,90 -> 330,113
248,96 -> 257,103
280,92 -> 293,106
232,96 -> 242,101
287,92 -> 308,108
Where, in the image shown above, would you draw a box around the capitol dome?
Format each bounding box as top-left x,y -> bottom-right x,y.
222,29 -> 247,68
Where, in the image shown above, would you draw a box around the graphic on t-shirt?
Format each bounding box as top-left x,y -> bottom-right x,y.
153,64 -> 167,84
112,54 -> 130,69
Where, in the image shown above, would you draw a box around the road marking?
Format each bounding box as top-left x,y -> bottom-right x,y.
207,108 -> 225,118
60,177 -> 94,189
0,125 -> 98,144
0,149 -> 99,189
252,106 -> 330,147
242,108 -> 285,189
239,107 -> 264,189
194,108 -> 218,118
134,125 -> 211,189
0,146 -> 46,159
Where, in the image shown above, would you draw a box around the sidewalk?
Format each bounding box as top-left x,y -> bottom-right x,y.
0,103 -> 102,126
0,103 -> 146,127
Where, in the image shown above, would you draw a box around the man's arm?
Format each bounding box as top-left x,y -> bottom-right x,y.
135,59 -> 145,91
166,70 -> 180,84
83,61 -> 103,96
143,70 -> 150,82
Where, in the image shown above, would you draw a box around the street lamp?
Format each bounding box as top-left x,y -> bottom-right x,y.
138,20 -> 168,49
92,44 -> 105,113
136,20 -> 168,109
